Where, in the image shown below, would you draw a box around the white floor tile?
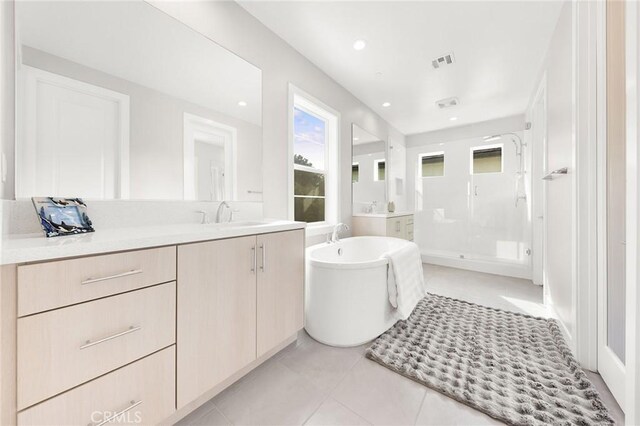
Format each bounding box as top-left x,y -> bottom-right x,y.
214,360 -> 325,426
304,398 -> 371,426
331,358 -> 426,425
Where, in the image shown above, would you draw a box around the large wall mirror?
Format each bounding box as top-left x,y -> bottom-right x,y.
15,1 -> 262,201
352,124 -> 388,213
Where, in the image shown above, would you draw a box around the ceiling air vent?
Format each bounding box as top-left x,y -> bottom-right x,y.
436,97 -> 459,109
431,52 -> 455,69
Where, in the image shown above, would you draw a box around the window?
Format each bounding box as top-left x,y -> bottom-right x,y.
352,163 -> 359,183
290,86 -> 339,226
374,159 -> 386,181
420,152 -> 445,177
472,145 -> 502,174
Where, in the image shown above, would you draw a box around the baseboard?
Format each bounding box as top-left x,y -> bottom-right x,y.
421,252 -> 532,280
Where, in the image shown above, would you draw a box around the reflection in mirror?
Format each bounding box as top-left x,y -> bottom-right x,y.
15,1 -> 262,201
352,124 -> 387,213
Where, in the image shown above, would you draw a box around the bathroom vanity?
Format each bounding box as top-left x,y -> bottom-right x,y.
0,221 -> 305,425
352,212 -> 414,241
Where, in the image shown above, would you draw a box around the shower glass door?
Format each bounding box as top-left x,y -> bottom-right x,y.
414,134 -> 530,268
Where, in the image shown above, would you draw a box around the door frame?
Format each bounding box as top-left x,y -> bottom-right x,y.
572,0 -> 599,372
17,65 -> 130,199
625,0 -> 640,421
596,0 -> 626,408
529,74 -> 547,289
183,112 -> 237,201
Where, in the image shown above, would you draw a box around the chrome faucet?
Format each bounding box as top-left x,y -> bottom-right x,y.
331,223 -> 350,243
216,201 -> 232,223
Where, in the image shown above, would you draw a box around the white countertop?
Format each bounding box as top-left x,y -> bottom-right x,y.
1,220 -> 305,265
352,212 -> 414,218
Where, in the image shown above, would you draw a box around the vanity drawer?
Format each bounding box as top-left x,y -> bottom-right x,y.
17,282 -> 176,410
18,246 -> 176,316
18,346 -> 176,426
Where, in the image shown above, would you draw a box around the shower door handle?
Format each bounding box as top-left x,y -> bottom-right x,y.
474,185 -> 478,196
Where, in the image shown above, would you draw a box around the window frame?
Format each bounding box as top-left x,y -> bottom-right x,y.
419,151 -> 445,178
288,84 -> 340,232
470,143 -> 504,175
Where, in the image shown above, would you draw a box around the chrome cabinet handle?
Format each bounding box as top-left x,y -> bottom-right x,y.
251,246 -> 256,273
260,243 -> 266,272
90,400 -> 142,426
82,269 -> 142,285
80,325 -> 141,350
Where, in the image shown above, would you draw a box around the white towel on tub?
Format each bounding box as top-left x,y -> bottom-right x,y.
382,242 -> 426,320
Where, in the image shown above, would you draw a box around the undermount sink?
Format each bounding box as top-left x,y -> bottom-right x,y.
207,221 -> 265,228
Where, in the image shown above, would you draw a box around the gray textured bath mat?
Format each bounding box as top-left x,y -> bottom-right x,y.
366,293 -> 614,426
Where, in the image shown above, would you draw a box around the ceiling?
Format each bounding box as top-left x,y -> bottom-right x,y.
238,1 -> 564,135
18,1 -> 262,125
353,124 -> 382,145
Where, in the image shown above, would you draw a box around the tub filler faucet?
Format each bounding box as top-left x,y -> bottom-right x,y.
330,223 -> 350,243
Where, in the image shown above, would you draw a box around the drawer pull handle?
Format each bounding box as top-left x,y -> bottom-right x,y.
81,269 -> 143,285
260,243 -> 266,272
90,400 -> 143,426
80,325 -> 141,350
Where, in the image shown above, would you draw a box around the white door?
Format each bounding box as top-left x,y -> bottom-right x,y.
18,66 -> 129,199
183,113 -> 237,201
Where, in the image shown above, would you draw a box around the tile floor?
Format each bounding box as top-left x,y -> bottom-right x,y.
177,264 -> 625,426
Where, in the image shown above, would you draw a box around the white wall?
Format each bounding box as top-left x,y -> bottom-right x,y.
530,2 -> 575,342
0,1 -> 15,200
406,115 -> 526,207
148,1 -> 405,236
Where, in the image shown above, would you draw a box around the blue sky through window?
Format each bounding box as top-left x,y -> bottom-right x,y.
294,107 -> 325,170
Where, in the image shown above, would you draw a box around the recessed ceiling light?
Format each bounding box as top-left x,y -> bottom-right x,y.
238,101 -> 247,107
449,117 -> 458,121
382,102 -> 391,107
353,40 -> 366,50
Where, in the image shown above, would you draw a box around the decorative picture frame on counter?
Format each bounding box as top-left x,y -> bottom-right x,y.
32,197 -> 95,238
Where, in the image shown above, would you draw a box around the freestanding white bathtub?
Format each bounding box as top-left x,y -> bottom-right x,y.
305,236 -> 412,347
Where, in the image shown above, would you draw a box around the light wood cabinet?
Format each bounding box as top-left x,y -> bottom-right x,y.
7,227 -> 305,425
177,229 -> 305,407
18,347 -> 176,426
177,236 -> 258,408
352,214 -> 414,241
18,246 -> 176,316
257,230 -> 304,357
17,282 -> 176,410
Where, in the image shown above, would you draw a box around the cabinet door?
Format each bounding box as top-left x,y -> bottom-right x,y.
386,218 -> 404,238
177,236 -> 257,408
256,230 -> 304,357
